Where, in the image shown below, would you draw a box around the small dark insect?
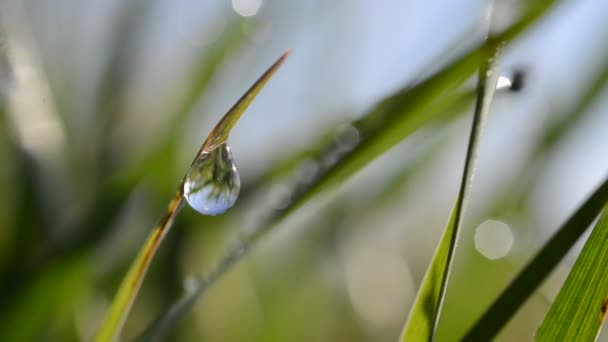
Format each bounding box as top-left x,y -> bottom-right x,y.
509,68 -> 526,92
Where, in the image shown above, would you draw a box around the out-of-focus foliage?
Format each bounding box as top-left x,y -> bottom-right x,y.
0,0 -> 607,341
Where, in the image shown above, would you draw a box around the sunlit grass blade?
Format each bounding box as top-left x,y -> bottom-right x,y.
463,177 -> 608,341
399,41 -> 502,342
535,206 -> 608,341
93,51 -> 290,342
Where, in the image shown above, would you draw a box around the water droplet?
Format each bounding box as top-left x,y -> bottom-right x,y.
295,159 -> 319,184
183,275 -> 200,294
268,183 -> 292,210
334,123 -> 360,152
184,143 -> 240,215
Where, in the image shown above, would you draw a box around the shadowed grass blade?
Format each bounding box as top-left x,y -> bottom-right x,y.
535,207 -> 608,341
463,178 -> 608,340
399,41 -> 502,342
93,51 -> 290,342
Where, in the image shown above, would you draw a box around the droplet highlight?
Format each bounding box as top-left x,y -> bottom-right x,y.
184,143 -> 240,215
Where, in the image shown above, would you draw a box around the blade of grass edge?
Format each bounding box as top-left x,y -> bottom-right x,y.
93,51 -> 290,342
535,206 -> 608,341
399,41 -> 502,342
463,177 -> 608,340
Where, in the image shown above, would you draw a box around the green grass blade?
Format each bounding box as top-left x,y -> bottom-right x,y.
399,41 -> 502,342
138,8 -> 559,335
463,178 -> 608,341
535,207 -> 608,341
93,51 -> 290,342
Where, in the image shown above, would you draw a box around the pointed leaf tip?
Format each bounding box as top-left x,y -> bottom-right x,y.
202,50 -> 291,151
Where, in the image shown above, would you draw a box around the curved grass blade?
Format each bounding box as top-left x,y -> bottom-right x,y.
463,177 -> 608,341
399,41 -> 503,342
536,207 -> 608,341
93,50 -> 290,342
138,8 -> 558,336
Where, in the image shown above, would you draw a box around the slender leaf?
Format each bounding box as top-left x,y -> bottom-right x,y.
93,51 -> 290,342
399,41 -> 502,342
463,177 -> 608,340
535,207 -> 608,341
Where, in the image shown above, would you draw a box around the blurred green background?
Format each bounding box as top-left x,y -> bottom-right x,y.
0,0 -> 607,341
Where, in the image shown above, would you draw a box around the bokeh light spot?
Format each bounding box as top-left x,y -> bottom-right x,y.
345,248 -> 415,327
474,220 -> 514,260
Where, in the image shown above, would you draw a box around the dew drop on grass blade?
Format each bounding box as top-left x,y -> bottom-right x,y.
184,142 -> 240,215
94,50 -> 290,342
